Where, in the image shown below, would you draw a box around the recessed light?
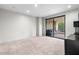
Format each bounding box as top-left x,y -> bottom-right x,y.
68,5 -> 72,8
26,10 -> 30,13
34,4 -> 38,7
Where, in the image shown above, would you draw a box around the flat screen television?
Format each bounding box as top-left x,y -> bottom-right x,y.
74,21 -> 79,27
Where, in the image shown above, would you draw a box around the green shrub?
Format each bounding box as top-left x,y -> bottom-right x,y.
58,22 -> 64,32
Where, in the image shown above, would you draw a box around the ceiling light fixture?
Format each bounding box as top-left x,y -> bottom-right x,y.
26,10 -> 30,13
34,4 -> 38,7
68,5 -> 72,8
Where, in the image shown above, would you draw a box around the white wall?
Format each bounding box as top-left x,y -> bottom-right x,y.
38,17 -> 42,36
65,10 -> 78,38
42,18 -> 46,36
36,17 -> 43,36
43,9 -> 79,38
0,9 -> 36,42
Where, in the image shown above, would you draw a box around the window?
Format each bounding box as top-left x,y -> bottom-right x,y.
46,15 -> 65,39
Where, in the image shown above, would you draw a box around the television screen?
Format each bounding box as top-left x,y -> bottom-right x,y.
74,21 -> 79,27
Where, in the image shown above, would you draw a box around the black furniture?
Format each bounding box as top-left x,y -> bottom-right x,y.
46,30 -> 52,36
65,21 -> 79,55
65,39 -> 79,55
65,34 -> 79,55
74,21 -> 79,27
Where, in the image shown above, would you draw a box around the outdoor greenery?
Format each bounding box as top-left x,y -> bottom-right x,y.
58,22 -> 64,32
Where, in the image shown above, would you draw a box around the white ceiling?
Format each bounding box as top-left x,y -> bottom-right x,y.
0,4 -> 79,17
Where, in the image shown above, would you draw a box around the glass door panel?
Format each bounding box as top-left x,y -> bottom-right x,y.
46,19 -> 53,37
53,16 -> 65,38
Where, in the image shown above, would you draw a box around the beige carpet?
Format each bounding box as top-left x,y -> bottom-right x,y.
0,36 -> 64,55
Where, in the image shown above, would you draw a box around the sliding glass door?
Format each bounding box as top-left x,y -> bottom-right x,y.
46,15 -> 65,38
46,18 -> 53,37
53,16 -> 65,38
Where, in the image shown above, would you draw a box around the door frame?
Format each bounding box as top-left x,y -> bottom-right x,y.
45,15 -> 66,39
